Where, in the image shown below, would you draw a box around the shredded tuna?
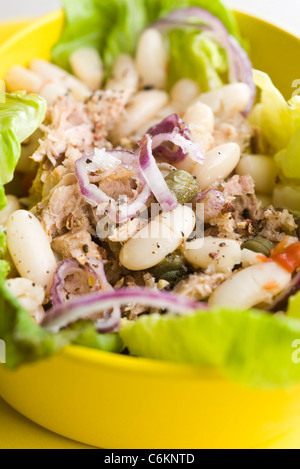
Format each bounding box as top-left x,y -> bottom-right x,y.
86,89 -> 131,141
38,183 -> 93,239
214,113 -> 253,152
259,208 -> 297,242
222,175 -> 255,198
108,217 -> 148,242
174,273 -> 228,300
51,230 -> 104,263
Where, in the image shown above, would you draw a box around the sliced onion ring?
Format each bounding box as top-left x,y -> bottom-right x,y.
51,258 -> 101,307
267,271 -> 300,313
139,134 -> 178,212
50,257 -> 121,333
42,288 -> 208,333
147,114 -> 204,164
148,113 -> 191,138
75,149 -> 151,224
152,132 -> 204,164
75,154 -> 112,207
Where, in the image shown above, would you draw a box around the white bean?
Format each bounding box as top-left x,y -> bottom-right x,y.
5,66 -> 43,93
209,262 -> 291,309
183,237 -> 241,274
171,79 -> 200,113
120,205 -> 196,271
256,194 -> 272,208
196,83 -> 251,115
110,90 -> 168,143
136,104 -> 178,137
0,196 -> 20,226
6,210 -> 57,290
39,82 -> 69,106
106,54 -> 138,94
30,59 -> 91,101
70,47 -> 103,90
273,185 -> 300,212
184,102 -> 214,134
236,155 -> 277,195
5,278 -> 45,323
183,102 -> 214,150
241,249 -> 265,268
192,143 -> 241,190
135,29 -> 167,89
5,65 -> 79,105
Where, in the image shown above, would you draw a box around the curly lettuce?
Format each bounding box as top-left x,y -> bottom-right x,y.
0,278 -> 124,369
0,229 -> 9,280
52,0 -> 241,79
250,70 -> 300,181
0,92 -> 47,210
168,28 -> 227,90
120,309 -> 300,389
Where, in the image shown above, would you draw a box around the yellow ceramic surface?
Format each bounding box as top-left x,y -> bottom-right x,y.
0,19 -> 32,44
0,10 -> 300,450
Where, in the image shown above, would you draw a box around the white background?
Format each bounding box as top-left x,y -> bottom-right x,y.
0,0 -> 299,35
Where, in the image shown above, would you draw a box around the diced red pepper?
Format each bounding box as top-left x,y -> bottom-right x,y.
270,238 -> 300,273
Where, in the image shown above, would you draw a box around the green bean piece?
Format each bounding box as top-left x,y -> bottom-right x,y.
165,170 -> 199,204
242,237 -> 275,257
150,253 -> 188,283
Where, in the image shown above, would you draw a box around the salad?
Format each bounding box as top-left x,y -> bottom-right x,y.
1,0 -> 300,388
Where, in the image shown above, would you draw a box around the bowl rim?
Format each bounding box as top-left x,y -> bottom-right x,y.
2,8 -> 300,380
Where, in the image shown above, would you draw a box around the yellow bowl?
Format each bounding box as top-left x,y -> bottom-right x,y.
1,10 -> 300,450
0,19 -> 33,44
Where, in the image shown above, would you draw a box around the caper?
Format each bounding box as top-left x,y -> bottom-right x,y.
150,253 -> 188,283
165,170 -> 199,204
242,237 -> 275,257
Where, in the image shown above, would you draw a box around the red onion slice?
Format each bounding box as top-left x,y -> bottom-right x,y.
139,135 -> 178,212
147,114 -> 204,164
51,258 -> 101,307
147,113 -> 191,138
87,257 -> 112,291
152,132 -> 204,164
227,36 -> 256,116
75,154 -> 113,207
267,272 -> 300,313
42,287 -> 208,333
50,257 -> 121,333
150,7 -> 256,114
75,149 -> 151,224
87,257 -> 122,333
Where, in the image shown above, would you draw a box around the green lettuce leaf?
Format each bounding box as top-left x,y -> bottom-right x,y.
120,309 -> 300,389
52,0 -> 240,76
250,70 -> 300,153
168,29 -> 227,90
74,328 -> 124,354
0,278 -> 123,369
0,92 -> 47,210
287,292 -> 300,320
275,127 -> 300,180
145,0 -> 240,36
0,228 -> 9,280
